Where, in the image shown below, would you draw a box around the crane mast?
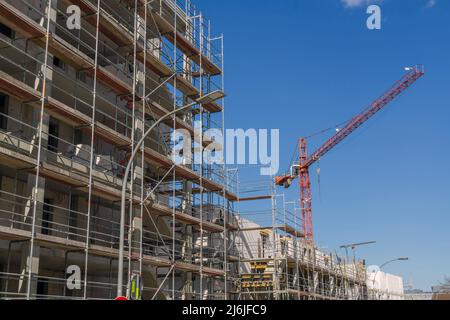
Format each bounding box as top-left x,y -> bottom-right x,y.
276,65 -> 425,243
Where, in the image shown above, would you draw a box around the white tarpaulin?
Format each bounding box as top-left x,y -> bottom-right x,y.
367,269 -> 404,300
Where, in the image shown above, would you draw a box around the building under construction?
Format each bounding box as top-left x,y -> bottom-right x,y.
0,0 -> 410,300
0,0 -> 238,300
235,172 -> 368,300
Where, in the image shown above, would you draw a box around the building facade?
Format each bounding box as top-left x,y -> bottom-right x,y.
0,0 -> 239,300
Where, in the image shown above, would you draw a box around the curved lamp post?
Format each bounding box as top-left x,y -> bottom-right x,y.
117,91 -> 224,297
379,257 -> 409,270
371,257 -> 409,300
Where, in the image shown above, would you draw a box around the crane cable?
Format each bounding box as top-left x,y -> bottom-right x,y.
288,144 -> 298,169
283,115 -> 354,179
305,115 -> 356,140
317,159 -> 321,202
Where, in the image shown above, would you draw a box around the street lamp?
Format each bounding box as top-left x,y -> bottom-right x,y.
379,257 -> 408,269
339,241 -> 376,263
371,257 -> 409,300
117,90 -> 225,297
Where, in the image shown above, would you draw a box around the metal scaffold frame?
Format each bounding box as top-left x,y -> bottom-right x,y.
236,168 -> 368,300
0,0 -> 237,300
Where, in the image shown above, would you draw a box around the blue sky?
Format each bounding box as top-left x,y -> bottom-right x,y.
196,0 -> 450,290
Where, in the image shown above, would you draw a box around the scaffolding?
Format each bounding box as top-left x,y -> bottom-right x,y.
236,169 -> 368,300
0,0 -> 389,301
0,0 -> 239,300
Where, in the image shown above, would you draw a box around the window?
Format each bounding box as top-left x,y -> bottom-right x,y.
74,129 -> 83,145
68,195 -> 78,241
37,278 -> 48,296
48,119 -> 59,153
0,23 -> 14,39
128,62 -> 134,75
78,71 -> 87,83
42,198 -> 54,236
0,94 -> 8,131
53,56 -> 66,70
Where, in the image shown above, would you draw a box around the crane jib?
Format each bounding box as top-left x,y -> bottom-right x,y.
303,67 -> 424,169
276,65 -> 425,242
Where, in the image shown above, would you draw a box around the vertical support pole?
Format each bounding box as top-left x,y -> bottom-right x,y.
281,195 -> 287,299
220,33 -> 227,300
63,251 -> 68,297
5,241 -> 13,294
295,201 -> 300,299
171,0 -> 178,300
139,0 -> 148,289
126,0 -> 140,298
26,0 -> 53,299
207,21 -> 211,60
199,13 -> 204,300
181,2 -> 193,301
181,5 -> 194,294
271,192 -> 278,300
83,0 -> 101,299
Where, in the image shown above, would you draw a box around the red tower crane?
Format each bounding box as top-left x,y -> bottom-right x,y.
275,65 -> 425,242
